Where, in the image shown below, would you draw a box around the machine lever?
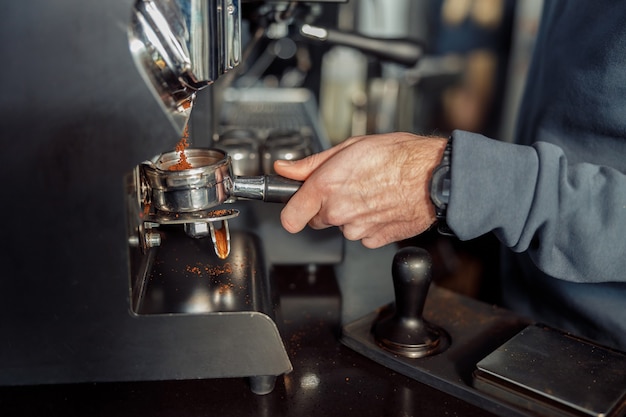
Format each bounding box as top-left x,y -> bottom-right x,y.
300,24 -> 423,67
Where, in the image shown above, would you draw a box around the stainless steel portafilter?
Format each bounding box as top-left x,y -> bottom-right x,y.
141,148 -> 301,213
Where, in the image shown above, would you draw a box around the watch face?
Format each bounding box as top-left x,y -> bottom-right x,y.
430,164 -> 451,211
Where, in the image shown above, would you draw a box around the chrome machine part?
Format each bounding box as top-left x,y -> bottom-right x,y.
182,209 -> 238,258
231,175 -> 302,202
138,146 -> 299,259
142,148 -> 234,212
129,0 -> 241,132
261,129 -> 312,174
216,129 -> 262,176
1,0 -> 296,394
141,147 -> 301,212
299,23 -> 423,67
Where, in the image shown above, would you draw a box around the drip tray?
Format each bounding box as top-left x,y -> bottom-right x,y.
473,324 -> 626,417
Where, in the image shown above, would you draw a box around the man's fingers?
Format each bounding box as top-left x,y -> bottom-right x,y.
279,182 -> 323,233
273,137 -> 357,180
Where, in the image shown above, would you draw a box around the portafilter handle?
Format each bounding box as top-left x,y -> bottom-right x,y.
232,175 -> 302,203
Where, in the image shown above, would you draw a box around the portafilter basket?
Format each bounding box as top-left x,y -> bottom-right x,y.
142,148 -> 302,213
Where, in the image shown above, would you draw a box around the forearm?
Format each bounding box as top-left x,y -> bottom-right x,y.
447,130 -> 626,283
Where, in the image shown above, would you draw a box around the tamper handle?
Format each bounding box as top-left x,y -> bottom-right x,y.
372,246 -> 448,358
392,247 -> 432,322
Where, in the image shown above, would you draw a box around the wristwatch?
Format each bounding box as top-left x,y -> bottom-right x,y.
429,138 -> 454,236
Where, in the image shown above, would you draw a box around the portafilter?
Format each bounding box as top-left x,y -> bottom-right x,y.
141,148 -> 301,213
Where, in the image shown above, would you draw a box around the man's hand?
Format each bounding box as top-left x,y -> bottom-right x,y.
274,132 -> 448,248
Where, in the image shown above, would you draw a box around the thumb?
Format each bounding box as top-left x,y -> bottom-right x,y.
273,144 -> 345,180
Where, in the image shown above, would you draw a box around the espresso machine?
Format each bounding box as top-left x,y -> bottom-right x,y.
0,0 -> 418,395
0,0 -> 344,395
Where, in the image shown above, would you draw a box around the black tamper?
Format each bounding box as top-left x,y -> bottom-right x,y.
373,247 -> 449,358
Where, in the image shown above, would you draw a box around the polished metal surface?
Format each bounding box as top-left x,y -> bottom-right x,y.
141,147 -> 301,213
215,127 -> 313,176
132,229 -> 271,315
129,0 -> 241,131
126,226 -> 293,390
218,88 -> 330,151
142,148 -> 233,212
474,325 -> 626,417
216,130 -> 261,176
151,207 -> 240,225
262,130 -> 312,174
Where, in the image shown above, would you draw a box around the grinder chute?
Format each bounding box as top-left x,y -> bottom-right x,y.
128,0 -> 241,132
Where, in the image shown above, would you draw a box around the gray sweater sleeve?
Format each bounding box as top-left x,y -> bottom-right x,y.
446,130 -> 626,284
